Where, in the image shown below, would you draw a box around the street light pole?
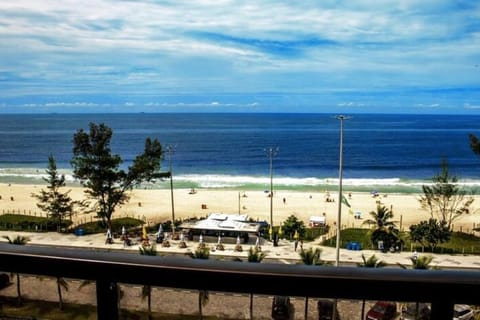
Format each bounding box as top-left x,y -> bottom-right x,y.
335,115 -> 349,267
166,144 -> 176,235
332,115 -> 349,320
266,147 -> 279,237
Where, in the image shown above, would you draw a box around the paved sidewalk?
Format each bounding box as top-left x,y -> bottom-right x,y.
1,230 -> 479,270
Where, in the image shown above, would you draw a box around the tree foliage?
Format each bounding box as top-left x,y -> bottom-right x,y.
71,123 -> 166,229
2,235 -> 30,245
139,243 -> 157,256
281,214 -> 306,239
357,254 -> 386,268
32,155 -> 77,230
409,218 -> 451,251
418,159 -> 473,230
299,247 -> 329,266
247,246 -> 266,263
398,255 -> 437,270
362,205 -> 401,250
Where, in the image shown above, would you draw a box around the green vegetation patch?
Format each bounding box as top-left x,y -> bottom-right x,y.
0,214 -> 72,232
75,217 -> 144,235
323,228 -> 480,254
304,226 -> 329,241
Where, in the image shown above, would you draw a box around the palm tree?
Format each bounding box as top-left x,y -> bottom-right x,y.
357,253 -> 387,268
363,205 -> 396,229
357,254 -> 386,318
138,243 -> 157,319
398,255 -> 436,270
247,246 -> 266,319
3,235 -> 29,306
362,205 -> 399,250
188,245 -> 210,320
299,247 -> 329,266
299,247 -> 330,320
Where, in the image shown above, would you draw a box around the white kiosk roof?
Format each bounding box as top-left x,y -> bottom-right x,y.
180,213 -> 260,233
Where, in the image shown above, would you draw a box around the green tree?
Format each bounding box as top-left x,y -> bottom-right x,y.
32,155 -> 77,231
139,243 -> 157,319
247,246 -> 266,319
281,214 -> 306,239
188,246 -> 210,320
409,218 -> 451,252
71,123 -> 166,229
357,254 -> 386,318
3,235 -> 30,306
419,159 -> 473,230
362,205 -> 399,250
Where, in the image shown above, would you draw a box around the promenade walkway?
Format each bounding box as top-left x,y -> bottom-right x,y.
1,230 -> 479,270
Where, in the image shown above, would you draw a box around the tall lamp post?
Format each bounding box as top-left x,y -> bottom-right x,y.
166,144 -> 176,235
335,115 -> 349,266
266,147 -> 279,239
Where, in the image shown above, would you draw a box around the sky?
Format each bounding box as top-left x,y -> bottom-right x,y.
0,0 -> 479,114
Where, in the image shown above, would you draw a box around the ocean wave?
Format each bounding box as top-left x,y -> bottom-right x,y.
0,168 -> 77,182
174,174 -> 480,189
3,168 -> 480,194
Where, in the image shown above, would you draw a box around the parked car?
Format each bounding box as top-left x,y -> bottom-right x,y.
453,304 -> 474,320
317,298 -> 340,320
400,302 -> 431,320
366,301 -> 397,320
271,296 -> 292,320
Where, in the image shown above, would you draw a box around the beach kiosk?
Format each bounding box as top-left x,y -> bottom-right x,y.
309,215 -> 326,227
179,213 -> 262,244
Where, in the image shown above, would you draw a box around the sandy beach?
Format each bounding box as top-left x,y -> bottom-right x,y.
0,183 -> 478,233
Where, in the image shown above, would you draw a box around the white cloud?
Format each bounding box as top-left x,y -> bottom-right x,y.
0,1 -> 479,112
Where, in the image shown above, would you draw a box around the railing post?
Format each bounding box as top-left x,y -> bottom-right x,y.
430,300 -> 454,320
96,280 -> 119,320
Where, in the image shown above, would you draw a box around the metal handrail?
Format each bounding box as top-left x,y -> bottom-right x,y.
0,243 -> 479,319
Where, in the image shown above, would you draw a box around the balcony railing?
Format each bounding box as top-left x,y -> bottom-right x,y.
0,243 -> 479,319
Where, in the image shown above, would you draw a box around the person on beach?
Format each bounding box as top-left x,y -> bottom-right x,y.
105,228 -> 113,244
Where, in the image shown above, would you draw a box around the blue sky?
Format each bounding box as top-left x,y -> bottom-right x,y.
0,1 -> 479,114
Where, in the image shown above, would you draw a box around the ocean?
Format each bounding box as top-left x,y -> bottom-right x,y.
1,113 -> 480,194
